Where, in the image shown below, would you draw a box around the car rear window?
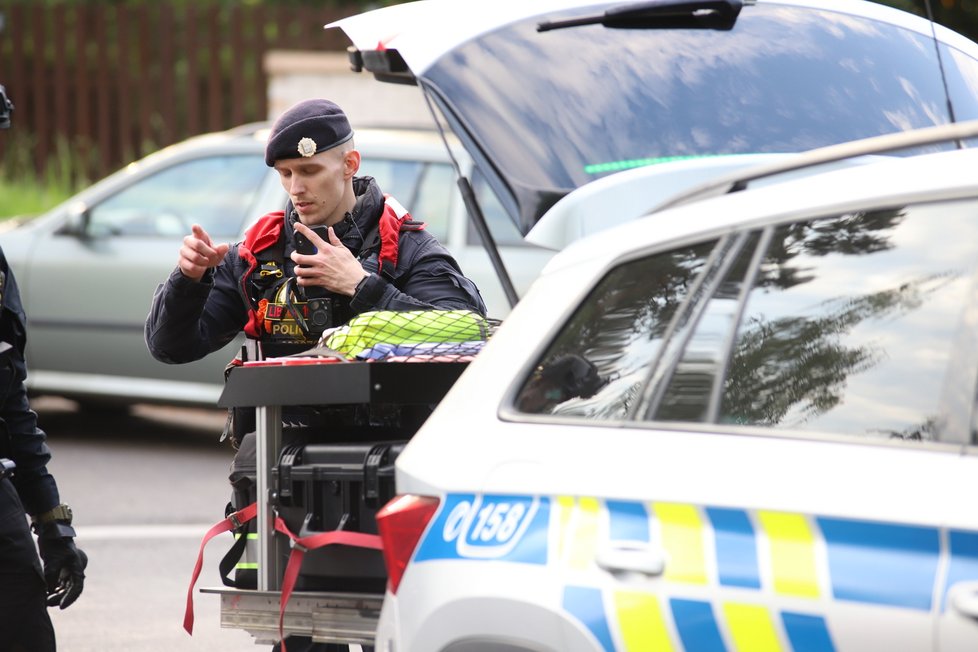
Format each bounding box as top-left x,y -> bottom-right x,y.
426,3 -> 978,229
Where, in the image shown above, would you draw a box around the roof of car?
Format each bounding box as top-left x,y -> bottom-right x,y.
549,141 -> 978,275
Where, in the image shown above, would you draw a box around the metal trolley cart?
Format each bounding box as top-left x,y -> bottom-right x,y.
200,358 -> 468,646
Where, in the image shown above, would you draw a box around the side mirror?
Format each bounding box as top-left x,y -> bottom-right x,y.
58,202 -> 91,237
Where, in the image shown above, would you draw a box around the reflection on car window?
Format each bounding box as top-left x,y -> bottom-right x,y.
360,158 -> 423,217
514,240 -> 718,419
428,4 -> 978,200
653,232 -> 762,422
88,155 -> 269,237
518,200 -> 978,444
715,204 -> 978,442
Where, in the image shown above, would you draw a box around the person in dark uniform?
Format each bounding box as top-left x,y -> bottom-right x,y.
145,97 -> 486,366
145,98 -> 486,652
0,246 -> 88,652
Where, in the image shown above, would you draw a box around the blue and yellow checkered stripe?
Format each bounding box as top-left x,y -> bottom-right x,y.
412,494 -> 978,651
564,586 -> 835,652
553,497 -> 977,652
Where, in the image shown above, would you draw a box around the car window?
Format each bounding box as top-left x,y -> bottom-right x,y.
361,157 -> 451,241
711,204 -> 978,442
426,4 -> 978,231
470,171 -> 530,248
87,155 -> 269,238
943,43 -> 978,147
516,199 -> 978,444
360,158 -> 422,205
514,239 -> 719,420
361,157 -> 526,248
651,231 -> 763,424
413,162 -> 455,242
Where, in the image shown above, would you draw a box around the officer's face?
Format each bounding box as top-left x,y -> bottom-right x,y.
274,146 -> 360,227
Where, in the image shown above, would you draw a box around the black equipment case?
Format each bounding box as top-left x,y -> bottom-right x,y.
207,360 -> 469,644
216,360 -> 467,601
272,440 -> 405,592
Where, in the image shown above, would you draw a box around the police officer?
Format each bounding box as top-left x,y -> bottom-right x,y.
145,98 -> 486,651
0,246 -> 88,652
145,96 -> 485,361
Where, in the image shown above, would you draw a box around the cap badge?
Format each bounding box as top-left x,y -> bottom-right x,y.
297,137 -> 317,157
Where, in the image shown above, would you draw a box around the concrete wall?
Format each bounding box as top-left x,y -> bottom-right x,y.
264,50 -> 436,129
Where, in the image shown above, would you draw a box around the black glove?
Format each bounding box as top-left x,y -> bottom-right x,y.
37,536 -> 88,609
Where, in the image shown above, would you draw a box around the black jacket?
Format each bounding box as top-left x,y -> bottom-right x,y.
145,176 -> 487,364
0,246 -> 59,518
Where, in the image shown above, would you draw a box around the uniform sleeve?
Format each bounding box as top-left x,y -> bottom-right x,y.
144,250 -> 249,364
350,232 -> 488,317
0,252 -> 60,517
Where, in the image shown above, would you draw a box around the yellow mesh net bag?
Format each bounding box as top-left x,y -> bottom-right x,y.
321,310 -> 492,360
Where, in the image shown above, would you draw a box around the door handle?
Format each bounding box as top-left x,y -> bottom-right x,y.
949,581 -> 978,620
596,542 -> 666,578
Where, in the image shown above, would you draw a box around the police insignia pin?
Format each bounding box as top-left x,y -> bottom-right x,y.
297,137 -> 317,157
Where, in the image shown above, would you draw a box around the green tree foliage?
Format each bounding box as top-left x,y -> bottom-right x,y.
9,0 -> 977,40
872,0 -> 978,42
6,0 -> 407,7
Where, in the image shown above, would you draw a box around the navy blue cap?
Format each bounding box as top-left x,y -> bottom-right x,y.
265,99 -> 354,167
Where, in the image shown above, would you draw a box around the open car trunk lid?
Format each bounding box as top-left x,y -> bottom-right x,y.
328,0 -> 978,249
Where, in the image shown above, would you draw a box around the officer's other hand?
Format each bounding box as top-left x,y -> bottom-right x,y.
38,537 -> 88,609
179,223 -> 230,281
292,224 -> 368,296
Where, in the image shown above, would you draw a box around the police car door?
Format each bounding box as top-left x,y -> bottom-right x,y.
511,199 -> 978,651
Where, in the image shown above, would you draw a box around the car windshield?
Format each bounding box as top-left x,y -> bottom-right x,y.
422,2 -> 978,232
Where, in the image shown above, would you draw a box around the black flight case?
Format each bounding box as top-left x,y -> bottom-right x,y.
203,358 -> 468,646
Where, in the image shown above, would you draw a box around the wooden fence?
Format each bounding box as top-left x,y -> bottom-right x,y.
0,2 -> 364,184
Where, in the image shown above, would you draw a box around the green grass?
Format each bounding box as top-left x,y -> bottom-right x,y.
0,176 -> 74,220
1,131 -> 88,220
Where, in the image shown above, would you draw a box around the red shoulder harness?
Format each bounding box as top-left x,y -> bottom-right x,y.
377,194 -> 425,278
239,211 -> 286,339
236,199 -> 425,337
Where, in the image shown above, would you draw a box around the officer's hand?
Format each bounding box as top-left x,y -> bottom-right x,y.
292,224 -> 368,296
38,536 -> 88,609
179,224 -> 230,281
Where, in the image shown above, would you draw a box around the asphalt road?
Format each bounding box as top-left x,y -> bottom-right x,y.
30,397 -> 257,652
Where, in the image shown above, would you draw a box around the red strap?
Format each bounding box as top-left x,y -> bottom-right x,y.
378,197 -> 406,274
378,195 -> 425,276
240,210 -> 285,338
183,502 -> 258,635
272,515 -> 383,651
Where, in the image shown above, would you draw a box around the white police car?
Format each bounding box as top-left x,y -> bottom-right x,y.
370,118 -> 978,652
324,1 -> 978,649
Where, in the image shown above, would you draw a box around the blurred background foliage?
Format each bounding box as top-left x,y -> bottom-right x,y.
881,0 -> 978,38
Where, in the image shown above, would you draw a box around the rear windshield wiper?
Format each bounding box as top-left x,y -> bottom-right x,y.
538,0 -> 744,32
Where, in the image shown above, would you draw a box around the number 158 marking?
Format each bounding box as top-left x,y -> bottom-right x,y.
443,495 -> 539,558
